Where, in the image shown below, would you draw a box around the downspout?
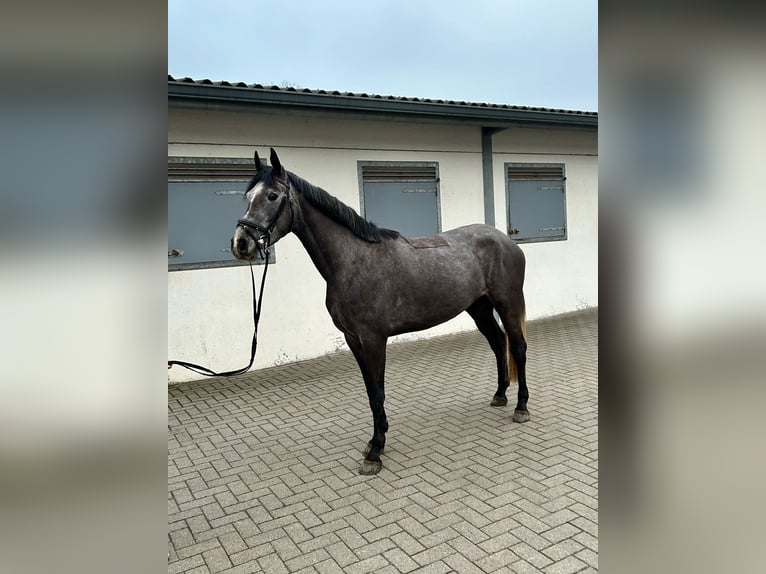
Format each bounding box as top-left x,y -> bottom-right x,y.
481,127 -> 507,228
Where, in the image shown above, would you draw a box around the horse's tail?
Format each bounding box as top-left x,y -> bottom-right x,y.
505,305 -> 527,384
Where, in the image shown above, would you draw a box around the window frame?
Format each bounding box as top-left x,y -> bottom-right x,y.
356,160 -> 442,235
505,162 -> 568,244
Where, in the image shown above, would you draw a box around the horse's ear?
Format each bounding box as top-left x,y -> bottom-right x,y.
270,148 -> 284,176
254,150 -> 263,171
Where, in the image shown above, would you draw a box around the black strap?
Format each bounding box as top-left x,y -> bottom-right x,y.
168,256 -> 269,377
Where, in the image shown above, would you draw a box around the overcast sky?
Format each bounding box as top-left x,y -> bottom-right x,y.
169,0 -> 597,112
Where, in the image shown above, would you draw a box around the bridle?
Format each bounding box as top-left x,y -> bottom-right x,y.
167,179 -> 293,378
237,178 -> 293,259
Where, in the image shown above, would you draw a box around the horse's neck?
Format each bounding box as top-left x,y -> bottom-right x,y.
292,197 -> 360,282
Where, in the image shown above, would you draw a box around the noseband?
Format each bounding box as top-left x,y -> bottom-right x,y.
237,179 -> 293,257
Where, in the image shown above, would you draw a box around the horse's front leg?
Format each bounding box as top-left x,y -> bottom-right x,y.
345,333 -> 388,475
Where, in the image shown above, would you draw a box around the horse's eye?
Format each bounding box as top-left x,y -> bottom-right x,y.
267,192 -> 279,201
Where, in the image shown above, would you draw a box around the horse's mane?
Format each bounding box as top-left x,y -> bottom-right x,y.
287,171 -> 400,243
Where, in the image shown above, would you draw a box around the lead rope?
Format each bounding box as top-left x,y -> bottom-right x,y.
168,253 -> 270,378
169,178 -> 291,378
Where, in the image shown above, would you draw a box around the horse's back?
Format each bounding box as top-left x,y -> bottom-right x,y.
400,223 -> 522,261
403,223 -> 511,245
442,223 -> 523,256
398,223 -> 524,287
442,223 -> 525,287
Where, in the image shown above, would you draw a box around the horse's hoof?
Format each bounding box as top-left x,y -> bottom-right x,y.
490,395 -> 508,407
359,460 -> 382,475
513,409 -> 530,423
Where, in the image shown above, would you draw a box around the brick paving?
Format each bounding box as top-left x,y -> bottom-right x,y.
169,308 -> 598,573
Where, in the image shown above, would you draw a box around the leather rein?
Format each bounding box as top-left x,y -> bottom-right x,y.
168,181 -> 293,378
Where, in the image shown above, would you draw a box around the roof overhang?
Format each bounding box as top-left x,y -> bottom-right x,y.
168,78 -> 598,130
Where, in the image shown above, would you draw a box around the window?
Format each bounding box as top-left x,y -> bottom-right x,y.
357,162 -> 440,237
506,163 -> 567,243
168,157 -> 273,271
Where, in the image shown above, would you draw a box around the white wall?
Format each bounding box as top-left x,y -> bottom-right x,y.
168,110 -> 597,382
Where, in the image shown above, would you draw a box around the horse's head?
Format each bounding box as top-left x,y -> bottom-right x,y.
232,148 -> 294,260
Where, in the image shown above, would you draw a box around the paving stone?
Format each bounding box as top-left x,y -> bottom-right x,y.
476,548 -> 520,572
169,526 -> 195,550
542,538 -> 585,562
345,555 -> 389,574
479,531 -> 522,554
511,541 -> 555,569
176,538 -> 223,561
325,541 -> 356,568
410,560 -> 452,574
573,531 -> 598,553
285,548 -> 331,572
258,552 -> 289,574
315,559 -> 345,574
541,522 -> 582,544
411,542 -> 457,567
229,542 -> 274,566
384,547 -> 420,573
443,551 -> 486,574
203,547 -> 233,573
576,547 -> 598,569
509,560 -> 547,574
168,554 -> 205,574
544,555 -> 588,574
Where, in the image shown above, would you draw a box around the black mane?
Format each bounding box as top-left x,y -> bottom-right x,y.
286,171 -> 400,243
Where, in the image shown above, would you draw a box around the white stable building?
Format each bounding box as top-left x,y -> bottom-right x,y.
168,76 -> 598,383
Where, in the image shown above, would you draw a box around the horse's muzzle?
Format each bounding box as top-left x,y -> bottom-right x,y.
231,227 -> 259,260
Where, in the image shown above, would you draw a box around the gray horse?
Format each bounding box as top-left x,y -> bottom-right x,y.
232,149 -> 529,475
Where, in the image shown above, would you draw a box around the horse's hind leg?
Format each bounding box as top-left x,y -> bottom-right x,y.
467,296 -> 510,407
495,301 -> 530,423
